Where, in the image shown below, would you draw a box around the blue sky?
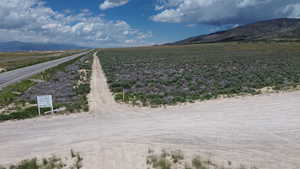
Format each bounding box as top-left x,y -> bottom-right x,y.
0,0 -> 299,47
46,0 -> 216,44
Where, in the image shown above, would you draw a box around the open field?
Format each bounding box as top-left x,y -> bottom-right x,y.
0,50 -> 83,72
99,42 -> 300,106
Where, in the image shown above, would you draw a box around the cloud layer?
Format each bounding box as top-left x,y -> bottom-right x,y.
152,0 -> 300,25
0,0 -> 150,47
100,0 -> 129,10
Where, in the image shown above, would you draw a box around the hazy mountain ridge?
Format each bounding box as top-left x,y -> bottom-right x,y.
170,18 -> 300,45
0,41 -> 87,52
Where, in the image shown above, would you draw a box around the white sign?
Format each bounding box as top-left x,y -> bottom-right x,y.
37,95 -> 54,115
37,95 -> 53,108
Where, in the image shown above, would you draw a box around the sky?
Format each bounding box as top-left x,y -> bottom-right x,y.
0,0 -> 299,48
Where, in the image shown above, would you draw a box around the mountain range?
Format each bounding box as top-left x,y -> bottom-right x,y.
170,18 -> 300,45
0,41 -> 87,52
2,18 -> 300,50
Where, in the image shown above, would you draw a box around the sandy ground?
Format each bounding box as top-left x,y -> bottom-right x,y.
0,52 -> 300,169
88,52 -> 135,114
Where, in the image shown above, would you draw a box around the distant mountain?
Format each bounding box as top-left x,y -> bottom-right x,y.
170,18 -> 300,45
0,41 -> 88,52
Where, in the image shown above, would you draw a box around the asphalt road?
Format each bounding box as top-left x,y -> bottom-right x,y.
0,51 -> 90,89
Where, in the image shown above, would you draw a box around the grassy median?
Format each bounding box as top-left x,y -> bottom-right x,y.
0,51 -> 93,122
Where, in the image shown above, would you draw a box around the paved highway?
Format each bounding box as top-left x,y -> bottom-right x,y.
0,51 -> 90,89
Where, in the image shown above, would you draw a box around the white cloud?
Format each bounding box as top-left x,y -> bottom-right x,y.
0,0 -> 151,47
100,0 -> 129,10
154,5 -> 165,11
185,24 -> 196,28
282,3 -> 300,18
237,0 -> 271,7
151,0 -> 300,25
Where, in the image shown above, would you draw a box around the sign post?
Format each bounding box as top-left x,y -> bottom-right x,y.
37,95 -> 54,116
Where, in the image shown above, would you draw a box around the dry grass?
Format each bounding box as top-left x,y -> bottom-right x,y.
0,150 -> 83,169
0,50 -> 83,72
147,149 -> 258,169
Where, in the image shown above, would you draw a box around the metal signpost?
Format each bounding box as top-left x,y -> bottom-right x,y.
37,95 -> 54,116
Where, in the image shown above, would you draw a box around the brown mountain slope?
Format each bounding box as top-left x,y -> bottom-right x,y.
171,18 -> 300,45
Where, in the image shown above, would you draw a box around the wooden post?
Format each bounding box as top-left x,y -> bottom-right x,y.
51,106 -> 54,114
37,96 -> 40,116
38,107 -> 41,116
123,88 -> 125,102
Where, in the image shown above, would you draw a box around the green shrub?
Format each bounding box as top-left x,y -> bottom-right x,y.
99,43 -> 300,106
192,156 -> 207,169
0,80 -> 36,106
171,150 -> 184,163
157,158 -> 172,169
9,158 -> 39,169
0,107 -> 38,122
1,151 -> 83,169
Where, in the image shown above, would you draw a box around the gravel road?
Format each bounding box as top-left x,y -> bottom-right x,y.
0,51 -> 89,89
0,53 -> 299,169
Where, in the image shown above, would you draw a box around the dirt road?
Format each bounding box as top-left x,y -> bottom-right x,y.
0,51 -> 90,89
88,52 -> 134,114
0,53 -> 300,169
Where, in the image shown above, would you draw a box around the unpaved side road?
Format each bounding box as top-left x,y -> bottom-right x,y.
88,52 -> 135,114
0,52 -> 300,169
